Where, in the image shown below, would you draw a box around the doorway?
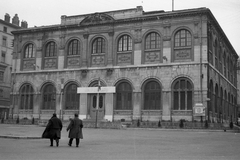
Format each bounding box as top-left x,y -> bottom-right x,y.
89,94 -> 105,120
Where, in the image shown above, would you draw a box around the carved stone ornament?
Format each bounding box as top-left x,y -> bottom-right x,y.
81,69 -> 88,77
80,13 -> 114,25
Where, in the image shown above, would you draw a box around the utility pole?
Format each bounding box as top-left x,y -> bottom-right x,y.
95,78 -> 101,128
172,0 -> 174,11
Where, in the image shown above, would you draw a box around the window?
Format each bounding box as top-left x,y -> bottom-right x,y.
3,26 -> 7,33
145,32 -> 160,50
117,35 -> 132,52
116,82 -> 132,110
208,33 -> 213,65
144,81 -> 161,110
214,40 -> 218,70
1,51 -> 6,63
0,89 -> 3,97
42,84 -> 56,110
215,84 -> 218,114
173,78 -> 193,110
144,32 -> 161,64
24,43 -> 35,58
173,29 -> 192,61
92,37 -> 105,54
174,30 -> 191,47
20,84 -> 34,110
2,37 -> 7,47
0,71 -> 3,81
208,81 -> 213,112
45,41 -> 57,57
65,84 -> 79,110
68,39 -> 80,55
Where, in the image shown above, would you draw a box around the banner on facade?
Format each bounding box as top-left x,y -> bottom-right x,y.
193,103 -> 206,116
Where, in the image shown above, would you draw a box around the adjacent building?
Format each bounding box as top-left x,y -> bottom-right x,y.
0,14 -> 27,119
11,6 -> 238,123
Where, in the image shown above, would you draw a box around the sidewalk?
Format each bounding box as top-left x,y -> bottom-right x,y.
0,123 -> 238,140
0,124 -> 44,139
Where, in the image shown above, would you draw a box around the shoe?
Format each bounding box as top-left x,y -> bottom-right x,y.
76,145 -> 79,147
68,143 -> 71,147
50,145 -> 53,147
56,142 -> 59,147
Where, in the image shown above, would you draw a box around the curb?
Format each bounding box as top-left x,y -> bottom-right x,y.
125,127 -> 239,133
0,135 -> 42,139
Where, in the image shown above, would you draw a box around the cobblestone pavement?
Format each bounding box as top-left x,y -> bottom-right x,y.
1,124 -> 240,160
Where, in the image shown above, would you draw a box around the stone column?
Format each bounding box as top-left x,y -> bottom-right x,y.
132,91 -> 141,120
134,28 -> 142,65
162,90 -> 171,121
82,34 -> 89,67
104,93 -> 114,122
107,32 -> 114,66
79,94 -> 88,120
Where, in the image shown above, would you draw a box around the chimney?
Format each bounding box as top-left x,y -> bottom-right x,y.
21,21 -> 28,28
12,14 -> 20,26
4,13 -> 10,23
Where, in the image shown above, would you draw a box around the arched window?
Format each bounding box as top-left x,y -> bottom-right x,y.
42,84 -> 56,110
66,39 -> 81,68
144,81 -> 161,110
91,37 -> 106,67
172,78 -> 193,110
45,41 -> 57,57
44,41 -> 57,69
174,29 -> 192,47
173,29 -> 192,61
68,39 -> 80,55
65,83 -> 79,110
92,37 -> 105,54
117,35 -> 132,52
144,32 -> 161,64
116,82 -> 132,110
116,34 -> 133,65
24,43 -> 35,58
145,32 -> 160,50
20,84 -> 34,110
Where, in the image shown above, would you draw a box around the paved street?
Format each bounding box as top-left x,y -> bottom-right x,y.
0,124 -> 240,160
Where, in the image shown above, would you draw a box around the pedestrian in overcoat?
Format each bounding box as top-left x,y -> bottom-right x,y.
42,113 -> 63,147
66,113 -> 83,147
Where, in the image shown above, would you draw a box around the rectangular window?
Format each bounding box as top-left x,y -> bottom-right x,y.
1,51 -> 6,63
0,71 -> 3,81
0,89 -> 3,97
2,37 -> 7,47
3,26 -> 7,33
180,91 -> 185,110
173,92 -> 179,110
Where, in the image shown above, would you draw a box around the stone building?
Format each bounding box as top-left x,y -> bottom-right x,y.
0,13 -> 27,119
11,6 -> 238,123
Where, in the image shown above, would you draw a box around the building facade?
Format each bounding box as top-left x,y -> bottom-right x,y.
11,6 -> 238,123
0,13 -> 27,119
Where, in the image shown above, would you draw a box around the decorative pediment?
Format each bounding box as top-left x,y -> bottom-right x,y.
80,13 -> 114,25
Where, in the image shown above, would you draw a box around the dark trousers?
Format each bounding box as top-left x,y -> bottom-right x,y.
50,138 -> 59,146
69,138 -> 80,146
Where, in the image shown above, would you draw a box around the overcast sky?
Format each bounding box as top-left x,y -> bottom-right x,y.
1,0 -> 239,55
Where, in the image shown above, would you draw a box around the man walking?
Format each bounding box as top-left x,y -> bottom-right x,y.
42,113 -> 63,147
66,113 -> 83,147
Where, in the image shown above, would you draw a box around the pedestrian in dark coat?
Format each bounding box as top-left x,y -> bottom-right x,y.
42,113 -> 63,147
66,113 -> 83,147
